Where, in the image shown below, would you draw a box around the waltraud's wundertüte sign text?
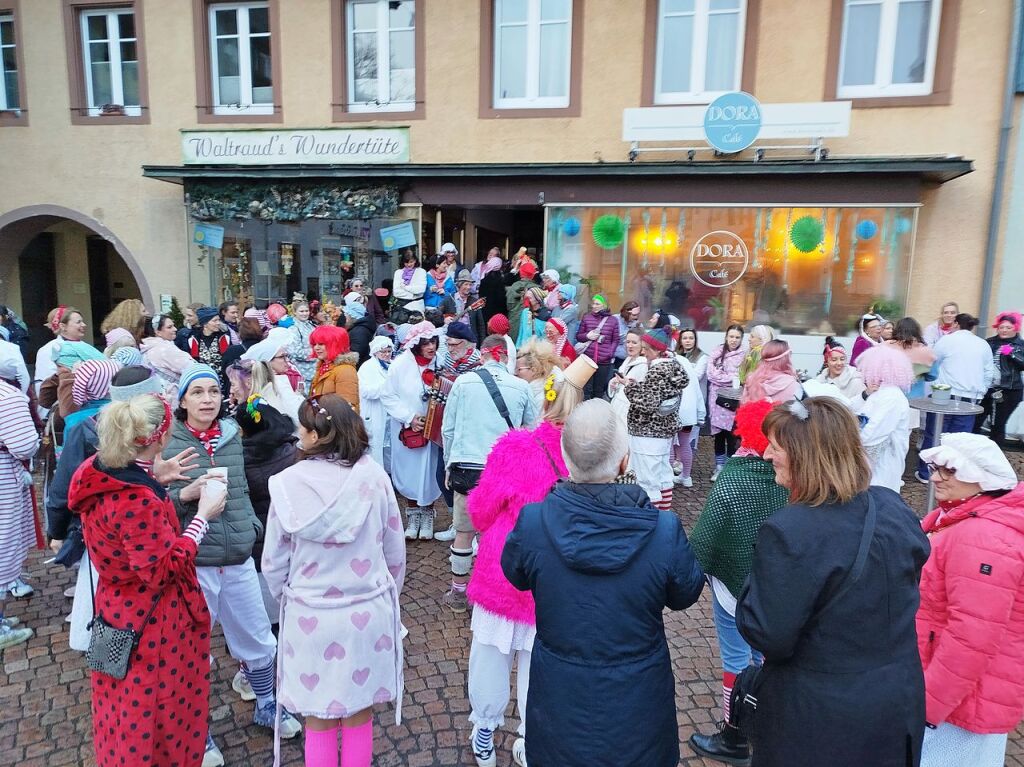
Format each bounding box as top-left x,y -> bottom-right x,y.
181,128 -> 410,165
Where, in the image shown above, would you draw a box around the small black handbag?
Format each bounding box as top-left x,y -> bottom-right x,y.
84,547 -> 162,680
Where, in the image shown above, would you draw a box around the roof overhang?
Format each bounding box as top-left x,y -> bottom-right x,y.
143,156 -> 973,186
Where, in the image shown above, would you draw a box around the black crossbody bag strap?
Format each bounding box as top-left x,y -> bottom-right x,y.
474,368 -> 514,429
86,530 -> 163,633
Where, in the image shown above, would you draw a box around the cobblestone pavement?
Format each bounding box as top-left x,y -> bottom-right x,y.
2,443 -> 1023,766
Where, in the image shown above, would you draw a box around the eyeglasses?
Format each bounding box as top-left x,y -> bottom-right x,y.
926,463 -> 955,480
272,353 -> 288,360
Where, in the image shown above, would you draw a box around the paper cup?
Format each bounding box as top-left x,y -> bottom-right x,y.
207,467 -> 228,481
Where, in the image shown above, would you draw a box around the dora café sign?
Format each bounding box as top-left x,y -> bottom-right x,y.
181,127 -> 410,165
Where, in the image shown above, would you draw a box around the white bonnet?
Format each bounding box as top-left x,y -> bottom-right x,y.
920,432 -> 1018,492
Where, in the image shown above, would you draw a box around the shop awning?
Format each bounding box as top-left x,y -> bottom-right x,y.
143,156 -> 971,185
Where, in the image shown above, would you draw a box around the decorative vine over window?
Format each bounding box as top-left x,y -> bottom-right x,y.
186,182 -> 400,222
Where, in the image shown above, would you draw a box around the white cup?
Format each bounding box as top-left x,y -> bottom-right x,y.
207,467 -> 228,482
201,478 -> 227,504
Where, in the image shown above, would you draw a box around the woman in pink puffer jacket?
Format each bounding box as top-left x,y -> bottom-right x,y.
917,432 -> 1024,767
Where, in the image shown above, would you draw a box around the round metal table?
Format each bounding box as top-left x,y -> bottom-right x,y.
909,396 -> 984,510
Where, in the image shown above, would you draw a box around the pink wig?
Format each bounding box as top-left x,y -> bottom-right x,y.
994,311 -> 1022,333
743,341 -> 800,403
856,343 -> 914,392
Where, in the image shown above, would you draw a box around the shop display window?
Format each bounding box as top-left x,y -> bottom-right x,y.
544,205 -> 917,336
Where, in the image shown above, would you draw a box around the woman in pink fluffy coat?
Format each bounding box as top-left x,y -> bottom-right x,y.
464,356 -> 596,767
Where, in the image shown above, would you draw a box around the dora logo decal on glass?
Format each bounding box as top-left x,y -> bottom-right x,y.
689,230 -> 749,288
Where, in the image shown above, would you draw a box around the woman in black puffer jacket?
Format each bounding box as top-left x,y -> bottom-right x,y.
234,397 -> 297,571
978,311 -> 1024,445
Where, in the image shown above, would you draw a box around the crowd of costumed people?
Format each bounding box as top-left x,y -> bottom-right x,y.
0,250 -> 1021,767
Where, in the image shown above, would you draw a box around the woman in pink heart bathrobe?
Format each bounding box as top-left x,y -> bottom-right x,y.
262,394 -> 406,767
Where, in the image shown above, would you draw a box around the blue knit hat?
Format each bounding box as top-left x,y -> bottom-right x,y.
111,346 -> 144,367
178,363 -> 220,395
196,306 -> 219,326
446,321 -> 476,343
642,328 -> 670,352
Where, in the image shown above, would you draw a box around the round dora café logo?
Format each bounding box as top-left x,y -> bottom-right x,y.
689,231 -> 750,288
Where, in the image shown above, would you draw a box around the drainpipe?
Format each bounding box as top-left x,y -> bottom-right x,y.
979,0 -> 1022,331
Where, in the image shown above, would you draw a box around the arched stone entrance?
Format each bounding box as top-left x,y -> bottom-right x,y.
0,205 -> 152,357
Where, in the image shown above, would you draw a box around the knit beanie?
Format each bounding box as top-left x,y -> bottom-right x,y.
642,328 -> 670,352
487,314 -> 510,336
111,346 -> 144,368
109,366 -> 163,401
178,363 -> 219,396
196,306 -> 219,326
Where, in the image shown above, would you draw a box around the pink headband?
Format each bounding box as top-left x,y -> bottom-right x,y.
49,306 -> 67,333
762,348 -> 792,362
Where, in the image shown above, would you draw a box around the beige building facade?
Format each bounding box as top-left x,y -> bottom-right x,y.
0,0 -> 1018,358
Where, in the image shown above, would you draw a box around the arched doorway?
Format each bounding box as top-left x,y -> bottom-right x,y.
0,205 -> 152,360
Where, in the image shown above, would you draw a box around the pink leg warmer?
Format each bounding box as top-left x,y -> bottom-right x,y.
304,725 -> 339,767
676,428 -> 694,477
340,719 -> 374,767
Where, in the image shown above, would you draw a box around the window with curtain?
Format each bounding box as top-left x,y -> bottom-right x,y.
654,0 -> 746,104
838,0 -> 942,98
209,1 -> 273,115
346,0 -> 415,112
80,8 -> 140,115
0,14 -> 18,111
493,0 -> 572,109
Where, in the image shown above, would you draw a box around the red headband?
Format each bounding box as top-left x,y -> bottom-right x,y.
136,396 -> 173,446
50,305 -> 67,333
484,344 -> 504,362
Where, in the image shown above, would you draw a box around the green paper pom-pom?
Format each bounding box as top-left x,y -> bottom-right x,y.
592,214 -> 626,249
789,215 -> 825,253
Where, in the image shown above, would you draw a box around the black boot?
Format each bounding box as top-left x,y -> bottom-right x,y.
688,721 -> 751,766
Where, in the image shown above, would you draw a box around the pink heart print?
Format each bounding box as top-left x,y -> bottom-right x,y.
323,585 -> 345,598
298,616 -> 318,634
323,642 -> 346,661
374,634 -> 393,652
323,540 -> 345,549
351,611 -> 371,631
350,558 -> 372,577
283,642 -> 295,658
388,515 -> 402,531
300,561 -> 319,578
326,700 -> 348,717
351,667 -> 370,686
300,673 -> 320,691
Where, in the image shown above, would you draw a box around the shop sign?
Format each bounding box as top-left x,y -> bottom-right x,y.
622,100 -> 851,148
689,230 -> 749,288
378,221 -> 417,251
193,222 -> 224,248
703,92 -> 762,153
181,128 -> 410,165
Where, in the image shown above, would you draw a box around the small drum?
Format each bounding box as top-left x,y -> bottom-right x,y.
424,374 -> 456,445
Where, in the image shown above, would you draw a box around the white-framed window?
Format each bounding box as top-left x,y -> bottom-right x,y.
493,0 -> 572,109
346,0 -> 415,112
209,1 -> 274,115
837,0 -> 942,98
80,8 -> 140,115
654,0 -> 747,105
0,13 -> 18,111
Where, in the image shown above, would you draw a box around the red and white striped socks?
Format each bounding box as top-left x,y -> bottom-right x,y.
722,671 -> 738,722
653,488 -> 673,511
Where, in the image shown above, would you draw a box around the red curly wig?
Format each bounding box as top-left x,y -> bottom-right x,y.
734,399 -> 775,456
309,324 -> 351,362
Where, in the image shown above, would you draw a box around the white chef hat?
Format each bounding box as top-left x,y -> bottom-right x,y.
920,432 -> 1018,492
241,327 -> 293,363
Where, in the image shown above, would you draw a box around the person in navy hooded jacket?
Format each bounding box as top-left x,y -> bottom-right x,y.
502,398 -> 704,767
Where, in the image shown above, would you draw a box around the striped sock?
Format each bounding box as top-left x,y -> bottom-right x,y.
715,453 -> 727,468
242,661 -> 276,709
653,488 -> 673,511
473,727 -> 494,758
723,671 -> 738,722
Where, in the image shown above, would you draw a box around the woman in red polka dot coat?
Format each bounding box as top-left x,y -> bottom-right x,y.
69,394 -> 225,766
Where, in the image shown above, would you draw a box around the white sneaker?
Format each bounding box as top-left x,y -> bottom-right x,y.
434,524 -> 457,542
680,476 -> 693,488
7,579 -> 33,598
0,623 -> 32,650
471,725 -> 497,767
418,510 -> 435,540
202,734 -> 224,767
512,737 -> 528,767
404,508 -> 421,540
710,467 -> 721,481
63,586 -> 76,598
1,616 -> 21,628
232,669 -> 255,701
277,708 -> 303,740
